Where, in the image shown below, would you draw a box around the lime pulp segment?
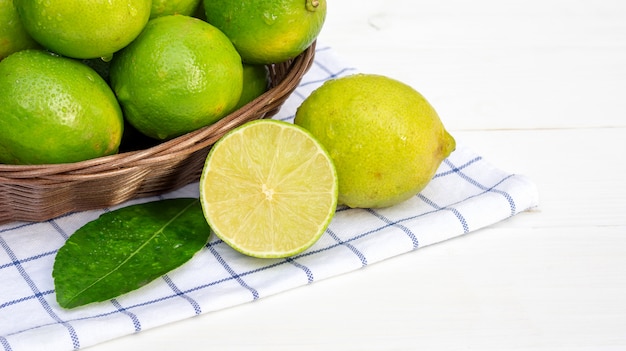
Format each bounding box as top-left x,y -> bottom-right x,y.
199,119 -> 338,258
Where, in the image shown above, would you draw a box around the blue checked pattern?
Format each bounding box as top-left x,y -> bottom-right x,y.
0,44 -> 539,351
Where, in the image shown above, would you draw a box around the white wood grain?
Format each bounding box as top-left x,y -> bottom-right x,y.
89,1 -> 626,349
318,0 -> 626,131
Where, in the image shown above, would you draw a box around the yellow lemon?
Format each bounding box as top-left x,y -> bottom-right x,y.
295,74 -> 456,208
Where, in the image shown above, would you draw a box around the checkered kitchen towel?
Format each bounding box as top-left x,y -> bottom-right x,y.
0,44 -> 539,351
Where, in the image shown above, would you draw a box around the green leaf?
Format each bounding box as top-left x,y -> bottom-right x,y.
53,198 -> 211,309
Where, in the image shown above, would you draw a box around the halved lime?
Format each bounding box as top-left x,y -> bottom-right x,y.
199,119 -> 338,258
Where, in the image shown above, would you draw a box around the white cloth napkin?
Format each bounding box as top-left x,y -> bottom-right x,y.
0,44 -> 539,351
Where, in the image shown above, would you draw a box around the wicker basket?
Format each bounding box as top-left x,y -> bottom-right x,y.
0,42 -> 317,225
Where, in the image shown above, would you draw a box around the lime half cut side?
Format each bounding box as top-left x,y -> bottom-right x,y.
199,119 -> 338,258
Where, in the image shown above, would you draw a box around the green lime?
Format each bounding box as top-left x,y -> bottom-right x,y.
232,63 -> 269,111
203,0 -> 326,64
295,73 -> 456,208
150,0 -> 202,19
13,0 -> 151,59
110,15 -> 243,140
0,0 -> 40,60
0,50 -> 124,165
199,119 -> 338,258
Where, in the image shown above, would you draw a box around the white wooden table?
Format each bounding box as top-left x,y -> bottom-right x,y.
91,1 -> 626,349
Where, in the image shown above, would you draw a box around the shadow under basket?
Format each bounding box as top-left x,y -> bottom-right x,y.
0,42 -> 317,225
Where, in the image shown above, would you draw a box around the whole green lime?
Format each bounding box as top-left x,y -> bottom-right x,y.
232,63 -> 269,111
0,50 -> 124,165
150,0 -> 201,19
110,15 -> 243,140
0,0 -> 40,60
203,0 -> 326,64
13,0 -> 151,59
294,73 -> 456,208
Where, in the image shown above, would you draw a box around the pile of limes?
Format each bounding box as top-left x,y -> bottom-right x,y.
0,0 -> 326,165
2,0 -> 458,259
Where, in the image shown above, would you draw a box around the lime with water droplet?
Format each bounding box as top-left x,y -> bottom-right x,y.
203,0 -> 326,64
0,49 -> 123,164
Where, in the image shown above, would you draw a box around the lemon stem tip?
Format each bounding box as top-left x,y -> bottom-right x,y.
306,0 -> 320,12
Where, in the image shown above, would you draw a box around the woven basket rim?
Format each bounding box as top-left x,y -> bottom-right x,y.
0,41 -> 317,180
